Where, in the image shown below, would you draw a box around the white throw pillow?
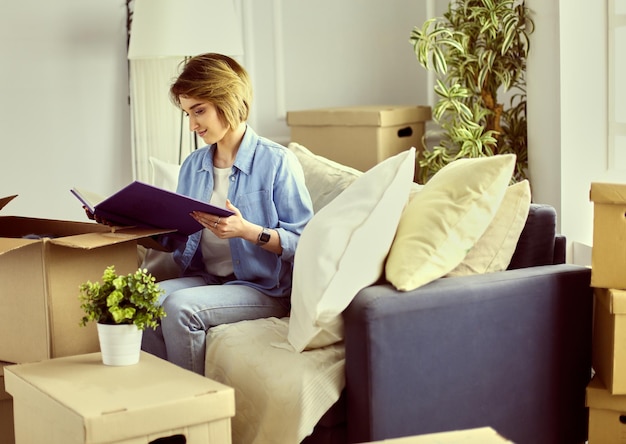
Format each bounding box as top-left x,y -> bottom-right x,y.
144,157 -> 182,281
149,156 -> 180,191
447,179 -> 531,276
288,148 -> 416,352
287,143 -> 362,213
385,154 -> 516,291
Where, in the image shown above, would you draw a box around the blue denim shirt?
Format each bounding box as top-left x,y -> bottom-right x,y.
170,126 -> 313,297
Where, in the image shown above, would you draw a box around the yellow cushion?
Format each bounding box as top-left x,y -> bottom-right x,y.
385,154 -> 515,291
447,179 -> 531,276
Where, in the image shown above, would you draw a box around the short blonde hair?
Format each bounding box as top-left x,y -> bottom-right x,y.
170,53 -> 252,130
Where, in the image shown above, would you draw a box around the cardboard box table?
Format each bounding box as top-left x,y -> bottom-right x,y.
0,195 -> 169,364
586,375 -> 626,443
592,287 -> 626,394
287,105 -> 431,174
589,182 -> 626,289
0,361 -> 15,444
364,426 -> 512,443
4,352 -> 235,444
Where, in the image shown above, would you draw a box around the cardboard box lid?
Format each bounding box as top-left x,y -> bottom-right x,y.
590,182 -> 626,204
595,287 -> 626,314
286,105 -> 432,127
0,195 -> 17,212
371,427 -> 512,443
5,352 -> 235,442
586,375 -> 626,411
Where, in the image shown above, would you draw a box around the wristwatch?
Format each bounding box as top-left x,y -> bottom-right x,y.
256,227 -> 271,246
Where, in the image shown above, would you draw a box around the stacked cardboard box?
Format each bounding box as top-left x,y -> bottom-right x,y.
287,105 -> 431,176
586,182 -> 626,443
5,352 -> 235,444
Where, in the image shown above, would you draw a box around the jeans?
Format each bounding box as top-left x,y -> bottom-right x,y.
141,276 -> 290,375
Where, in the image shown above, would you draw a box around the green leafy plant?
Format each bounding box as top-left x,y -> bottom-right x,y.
410,0 -> 534,183
79,266 -> 165,330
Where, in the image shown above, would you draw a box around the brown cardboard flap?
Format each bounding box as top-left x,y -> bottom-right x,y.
0,195 -> 17,212
0,237 -> 40,256
590,182 -> 626,204
49,227 -> 173,250
0,216 -> 107,239
287,105 -> 431,127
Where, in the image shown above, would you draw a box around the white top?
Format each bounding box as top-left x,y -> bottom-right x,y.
201,166 -> 234,276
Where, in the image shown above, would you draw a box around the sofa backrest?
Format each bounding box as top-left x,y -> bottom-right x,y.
288,143 -> 562,271
507,204 -> 562,269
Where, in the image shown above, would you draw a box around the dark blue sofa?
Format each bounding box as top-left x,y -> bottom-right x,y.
305,204 -> 593,444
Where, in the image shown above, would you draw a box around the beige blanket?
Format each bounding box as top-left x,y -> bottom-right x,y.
205,317 -> 345,444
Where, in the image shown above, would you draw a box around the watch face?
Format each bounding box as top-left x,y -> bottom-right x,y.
260,231 -> 271,243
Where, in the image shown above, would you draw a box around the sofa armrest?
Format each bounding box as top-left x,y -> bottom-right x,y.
343,264 -> 592,444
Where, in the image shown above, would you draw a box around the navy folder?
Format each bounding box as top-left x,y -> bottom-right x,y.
71,181 -> 234,236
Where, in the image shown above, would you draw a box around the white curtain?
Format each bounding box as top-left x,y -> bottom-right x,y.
129,57 -> 199,182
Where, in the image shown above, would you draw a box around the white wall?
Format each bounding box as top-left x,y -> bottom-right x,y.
527,0 -> 611,264
243,0 -> 436,144
4,0 -> 608,265
1,0 -> 133,222
1,0 -> 436,221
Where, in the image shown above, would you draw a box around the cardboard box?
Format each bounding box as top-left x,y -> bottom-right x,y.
365,427 -> 512,443
0,362 -> 15,444
0,195 -> 169,363
287,105 -> 431,174
4,352 -> 235,444
590,182 -> 626,289
592,287 -> 626,394
586,375 -> 626,443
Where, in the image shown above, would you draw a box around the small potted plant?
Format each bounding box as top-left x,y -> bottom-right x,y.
79,265 -> 166,366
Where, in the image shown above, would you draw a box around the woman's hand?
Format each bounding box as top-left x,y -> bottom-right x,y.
83,206 -> 113,226
191,199 -> 251,240
191,200 -> 283,255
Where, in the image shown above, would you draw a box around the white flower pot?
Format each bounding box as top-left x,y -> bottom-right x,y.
96,323 -> 143,366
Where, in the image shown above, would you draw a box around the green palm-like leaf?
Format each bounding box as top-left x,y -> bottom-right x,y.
411,0 -> 533,183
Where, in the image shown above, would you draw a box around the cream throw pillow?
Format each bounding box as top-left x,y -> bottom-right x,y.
447,179 -> 531,276
288,148 -> 416,352
385,154 -> 515,291
287,143 -> 362,213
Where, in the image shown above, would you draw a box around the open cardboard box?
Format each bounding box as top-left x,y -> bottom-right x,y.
0,195 -> 171,363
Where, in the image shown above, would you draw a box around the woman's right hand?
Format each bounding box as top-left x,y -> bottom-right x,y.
83,206 -> 112,226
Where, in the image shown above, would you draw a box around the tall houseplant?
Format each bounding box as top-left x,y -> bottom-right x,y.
410,0 -> 534,183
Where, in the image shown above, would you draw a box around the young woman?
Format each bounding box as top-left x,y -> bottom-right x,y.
141,53 -> 314,375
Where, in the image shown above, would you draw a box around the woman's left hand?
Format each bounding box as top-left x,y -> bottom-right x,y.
191,199 -> 249,240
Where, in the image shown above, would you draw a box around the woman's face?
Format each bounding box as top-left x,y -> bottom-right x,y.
179,96 -> 229,145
